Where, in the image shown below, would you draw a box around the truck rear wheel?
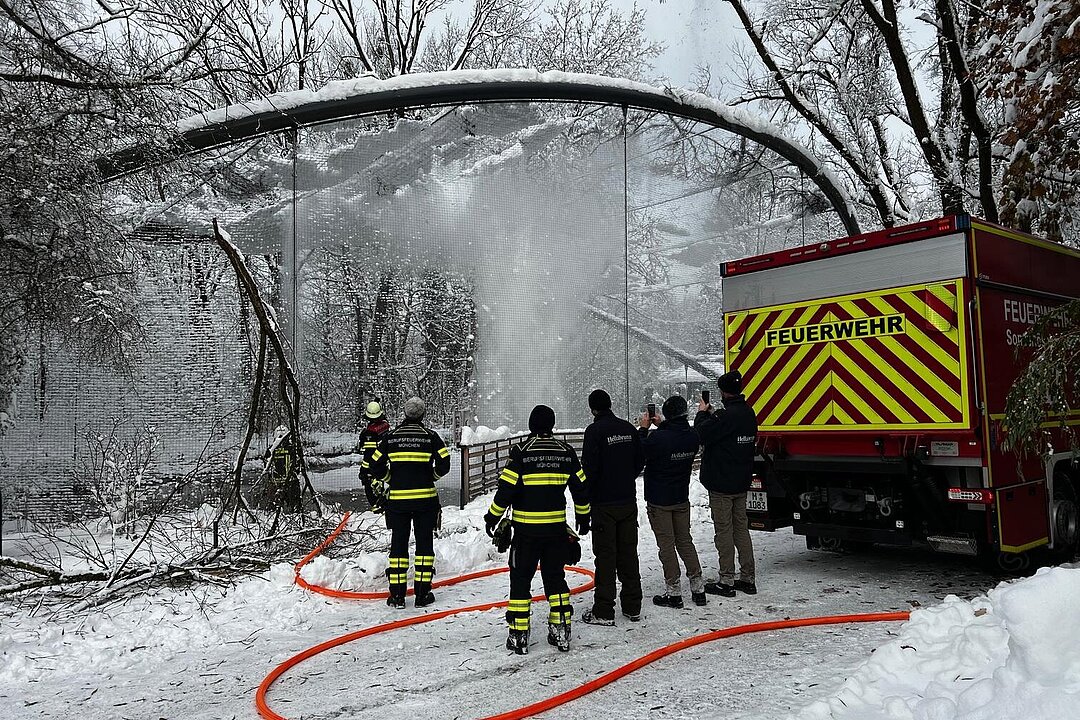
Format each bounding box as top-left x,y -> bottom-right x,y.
1050,470 -> 1079,561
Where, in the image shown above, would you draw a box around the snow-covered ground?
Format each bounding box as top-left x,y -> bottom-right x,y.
2,476 -> 1076,720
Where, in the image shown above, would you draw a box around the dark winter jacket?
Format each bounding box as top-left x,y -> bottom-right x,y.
694,395 -> 758,494
488,434 -> 590,537
357,418 -> 391,505
639,416 -> 700,506
582,410 -> 646,506
365,420 -> 450,512
357,419 -> 391,462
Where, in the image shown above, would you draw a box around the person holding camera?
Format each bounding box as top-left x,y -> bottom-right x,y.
365,396 -> 451,608
638,395 -> 706,609
484,405 -> 591,655
580,389 -> 645,626
695,371 -> 758,598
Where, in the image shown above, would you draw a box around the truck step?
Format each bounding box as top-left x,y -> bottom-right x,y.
926,535 -> 978,556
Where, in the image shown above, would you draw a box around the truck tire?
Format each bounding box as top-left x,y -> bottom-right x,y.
1050,470 -> 1080,562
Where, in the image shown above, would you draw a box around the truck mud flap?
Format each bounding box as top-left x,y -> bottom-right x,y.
996,480 -> 1050,552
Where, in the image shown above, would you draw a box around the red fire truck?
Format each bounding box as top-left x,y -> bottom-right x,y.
721,215 -> 1080,570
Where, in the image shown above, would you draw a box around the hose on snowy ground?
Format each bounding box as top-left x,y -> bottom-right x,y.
256,513 -> 910,720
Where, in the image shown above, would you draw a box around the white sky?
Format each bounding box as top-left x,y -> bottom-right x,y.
622,0 -> 743,86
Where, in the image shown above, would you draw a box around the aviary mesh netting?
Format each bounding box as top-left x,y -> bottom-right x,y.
1,101 -> 840,523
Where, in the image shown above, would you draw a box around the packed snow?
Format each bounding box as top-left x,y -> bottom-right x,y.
2,473 -> 1078,720
459,425 -> 516,445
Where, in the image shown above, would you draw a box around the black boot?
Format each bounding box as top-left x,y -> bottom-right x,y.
581,610 -> 615,626
415,590 -> 436,607
506,629 -> 529,655
652,594 -> 684,609
387,595 -> 406,608
692,591 -> 707,606
733,580 -> 758,595
704,581 -> 736,597
547,623 -> 571,652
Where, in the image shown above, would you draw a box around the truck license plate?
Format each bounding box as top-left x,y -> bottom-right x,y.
747,491 -> 768,512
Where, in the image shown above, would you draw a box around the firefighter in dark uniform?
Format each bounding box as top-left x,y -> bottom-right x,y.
695,370 -> 758,597
580,388 -> 645,626
356,400 -> 391,510
484,405 -> 591,655
365,396 -> 451,608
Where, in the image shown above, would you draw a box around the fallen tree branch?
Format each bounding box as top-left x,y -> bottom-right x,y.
212,218 -> 324,517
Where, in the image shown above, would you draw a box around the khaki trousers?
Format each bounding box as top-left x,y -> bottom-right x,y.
708,491 -> 756,584
646,501 -> 703,595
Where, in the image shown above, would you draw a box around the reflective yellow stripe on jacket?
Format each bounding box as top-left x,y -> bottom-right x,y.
388,487 -> 438,500
389,452 -> 432,462
521,473 -> 568,486
511,509 -> 566,524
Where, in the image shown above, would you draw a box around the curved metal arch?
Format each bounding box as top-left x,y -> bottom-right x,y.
100,70 -> 860,235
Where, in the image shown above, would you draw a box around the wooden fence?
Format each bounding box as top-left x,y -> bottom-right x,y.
457,431 -> 584,508
457,430 -> 702,508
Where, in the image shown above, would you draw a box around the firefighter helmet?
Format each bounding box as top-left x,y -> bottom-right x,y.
364,401 -> 383,420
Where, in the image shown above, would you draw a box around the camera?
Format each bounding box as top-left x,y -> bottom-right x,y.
701,390 -> 710,405
647,402 -> 656,419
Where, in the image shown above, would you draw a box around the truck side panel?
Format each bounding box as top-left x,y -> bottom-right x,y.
970,223 -> 1080,551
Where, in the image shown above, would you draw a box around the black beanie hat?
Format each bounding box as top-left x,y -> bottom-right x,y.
661,395 -> 688,420
529,404 -> 556,434
588,389 -> 612,412
717,370 -> 742,395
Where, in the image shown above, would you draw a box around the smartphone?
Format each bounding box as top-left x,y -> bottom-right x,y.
701,390 -> 710,405
647,402 -> 656,418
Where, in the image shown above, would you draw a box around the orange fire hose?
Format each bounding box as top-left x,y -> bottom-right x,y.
256,513 -> 910,720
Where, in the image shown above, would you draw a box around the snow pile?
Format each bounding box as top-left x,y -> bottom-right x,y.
0,560 -> 318,684
459,425 -> 516,445
791,565 -> 1080,720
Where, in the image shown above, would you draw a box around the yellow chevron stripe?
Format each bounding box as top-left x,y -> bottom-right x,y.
862,295 -> 960,373
834,295 -> 960,409
734,278 -> 972,432
846,336 -> 949,422
734,306 -> 800,371
833,401 -> 855,424
726,311 -> 748,350
831,345 -> 917,423
881,292 -> 963,365
832,373 -> 885,424
784,359 -> 834,426
736,307 -> 776,352
748,341 -> 818,420
751,306 -> 823,387
763,344 -> 831,426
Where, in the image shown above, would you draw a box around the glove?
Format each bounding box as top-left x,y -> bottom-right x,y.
576,515 -> 590,536
484,511 -> 501,537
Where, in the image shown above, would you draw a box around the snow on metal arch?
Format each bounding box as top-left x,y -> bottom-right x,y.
99,69 -> 861,236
